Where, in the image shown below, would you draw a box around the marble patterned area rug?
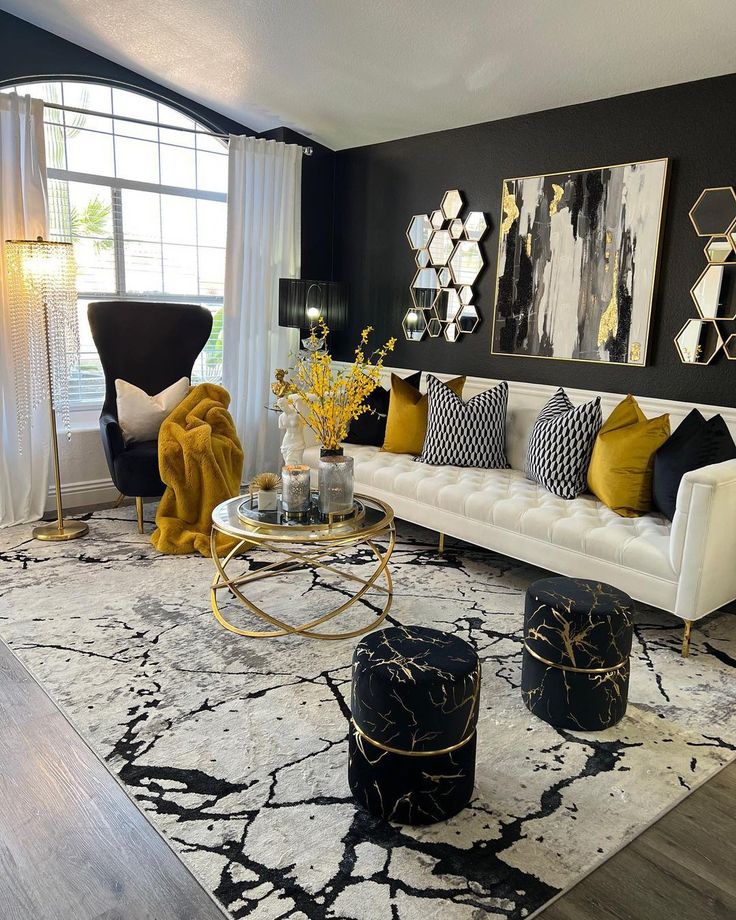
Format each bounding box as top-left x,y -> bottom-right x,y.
1,504 -> 735,920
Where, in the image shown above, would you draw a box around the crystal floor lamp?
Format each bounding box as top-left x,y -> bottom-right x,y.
5,237 -> 88,541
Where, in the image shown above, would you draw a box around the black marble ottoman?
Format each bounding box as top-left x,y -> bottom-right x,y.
348,625 -> 481,825
521,577 -> 634,731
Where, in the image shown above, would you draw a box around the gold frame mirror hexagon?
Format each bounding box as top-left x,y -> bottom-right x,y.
426,312 -> 443,338
464,211 -> 487,242
433,287 -> 462,323
411,267 -> 441,311
704,236 -> 735,263
674,318 -> 723,364
402,307 -> 428,342
724,333 -> 736,360
438,267 -> 451,286
449,240 -> 483,286
457,304 -> 480,334
441,189 -> 463,220
689,187 -> 736,237
406,214 -> 432,250
459,285 -> 473,305
415,248 -> 430,268
444,322 -> 460,342
431,209 -> 445,229
428,229 -> 454,266
690,263 -> 736,320
449,218 -> 463,239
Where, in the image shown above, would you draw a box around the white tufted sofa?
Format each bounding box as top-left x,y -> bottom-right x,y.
303,370 -> 736,655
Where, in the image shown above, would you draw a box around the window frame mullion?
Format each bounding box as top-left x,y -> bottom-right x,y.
111,186 -> 126,296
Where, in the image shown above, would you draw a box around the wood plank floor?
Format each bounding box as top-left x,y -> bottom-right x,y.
0,635 -> 733,920
0,640 -> 226,920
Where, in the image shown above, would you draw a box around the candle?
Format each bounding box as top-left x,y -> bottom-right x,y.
281,464 -> 311,514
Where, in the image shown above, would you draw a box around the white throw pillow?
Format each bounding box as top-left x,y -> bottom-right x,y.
116,377 -> 190,444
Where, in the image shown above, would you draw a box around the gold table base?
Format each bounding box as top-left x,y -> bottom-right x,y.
209,522 -> 396,640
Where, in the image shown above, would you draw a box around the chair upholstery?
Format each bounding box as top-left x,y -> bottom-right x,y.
88,301 -> 213,498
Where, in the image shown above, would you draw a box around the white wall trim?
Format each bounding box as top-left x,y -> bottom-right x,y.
46,476 -> 117,513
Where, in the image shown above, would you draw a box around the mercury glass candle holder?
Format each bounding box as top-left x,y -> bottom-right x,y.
281,465 -> 311,515
318,455 -> 354,519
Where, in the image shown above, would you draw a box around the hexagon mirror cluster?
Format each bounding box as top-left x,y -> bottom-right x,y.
404,189 -> 488,342
678,186 -> 736,364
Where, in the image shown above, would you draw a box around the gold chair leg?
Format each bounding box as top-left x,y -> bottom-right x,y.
113,491 -> 125,508
135,496 -> 144,534
438,532 -> 445,554
681,620 -> 693,658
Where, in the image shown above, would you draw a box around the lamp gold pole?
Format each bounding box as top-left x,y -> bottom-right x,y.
33,297 -> 88,541
5,237 -> 88,541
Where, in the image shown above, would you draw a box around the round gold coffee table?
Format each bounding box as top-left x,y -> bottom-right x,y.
210,492 -> 395,640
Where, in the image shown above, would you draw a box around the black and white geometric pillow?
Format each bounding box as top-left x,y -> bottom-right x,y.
525,388 -> 602,499
417,376 -> 509,468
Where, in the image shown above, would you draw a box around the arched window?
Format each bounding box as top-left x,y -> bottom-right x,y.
0,79 -> 227,406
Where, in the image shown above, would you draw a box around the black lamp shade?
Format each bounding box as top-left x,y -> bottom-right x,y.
278,279 -> 348,332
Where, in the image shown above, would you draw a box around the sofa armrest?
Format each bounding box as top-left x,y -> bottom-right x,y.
99,411 -> 125,482
671,459 -> 736,620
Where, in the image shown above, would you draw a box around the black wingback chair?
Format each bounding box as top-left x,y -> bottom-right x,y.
88,301 -> 213,531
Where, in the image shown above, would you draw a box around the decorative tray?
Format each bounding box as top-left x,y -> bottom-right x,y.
237,491 -> 365,530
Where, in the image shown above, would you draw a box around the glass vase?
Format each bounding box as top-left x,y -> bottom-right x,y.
318,455 -> 354,519
281,465 -> 311,515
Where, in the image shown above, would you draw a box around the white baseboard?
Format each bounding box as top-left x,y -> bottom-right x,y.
46,476 -> 118,513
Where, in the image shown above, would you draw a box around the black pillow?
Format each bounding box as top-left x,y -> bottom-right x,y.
652,409 -> 736,519
345,371 -> 422,446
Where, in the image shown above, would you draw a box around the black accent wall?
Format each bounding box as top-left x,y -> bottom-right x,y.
0,10 -> 335,280
332,74 -> 736,407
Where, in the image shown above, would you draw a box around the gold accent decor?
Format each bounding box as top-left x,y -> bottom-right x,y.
501,181 -> 519,235
597,254 -> 620,347
549,183 -> 564,217
135,496 -> 144,534
681,620 -> 693,658
524,642 -> 628,674
688,187 -> 736,237
5,238 -> 88,542
630,342 -> 641,362
351,719 -> 476,758
438,532 -> 445,555
209,493 -> 396,640
250,472 -> 281,492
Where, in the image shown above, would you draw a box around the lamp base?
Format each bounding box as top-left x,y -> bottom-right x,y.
33,520 -> 89,542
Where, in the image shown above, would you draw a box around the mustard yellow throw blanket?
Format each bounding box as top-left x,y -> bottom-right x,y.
151,383 -> 243,557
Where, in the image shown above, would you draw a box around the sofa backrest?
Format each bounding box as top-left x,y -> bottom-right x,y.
358,365 -> 736,471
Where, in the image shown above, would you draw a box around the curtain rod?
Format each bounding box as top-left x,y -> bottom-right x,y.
40,100 -> 314,155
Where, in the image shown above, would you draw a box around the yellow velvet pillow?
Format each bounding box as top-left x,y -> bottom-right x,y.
587,395 -> 670,517
382,374 -> 465,455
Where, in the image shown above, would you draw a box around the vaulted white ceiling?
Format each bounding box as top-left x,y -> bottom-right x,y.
2,0 -> 735,150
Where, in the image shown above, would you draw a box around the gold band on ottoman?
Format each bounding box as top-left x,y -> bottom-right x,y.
523,642 -> 628,675
351,719 -> 476,758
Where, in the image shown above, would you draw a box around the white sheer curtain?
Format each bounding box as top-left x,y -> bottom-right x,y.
223,136 -> 302,481
0,94 -> 50,527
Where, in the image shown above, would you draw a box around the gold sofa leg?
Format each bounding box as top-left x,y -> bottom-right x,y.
113,491 -> 125,508
681,620 -> 693,658
438,532 -> 445,555
135,497 -> 144,534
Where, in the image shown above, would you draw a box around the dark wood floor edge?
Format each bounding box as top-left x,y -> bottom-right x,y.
526,748 -> 736,920
0,635 -> 232,920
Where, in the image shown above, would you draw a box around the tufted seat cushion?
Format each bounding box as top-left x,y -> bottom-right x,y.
304,444 -> 675,581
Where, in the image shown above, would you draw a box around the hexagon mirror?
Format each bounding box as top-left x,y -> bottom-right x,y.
415,248 -> 430,268
449,241 -> 483,286
444,322 -> 460,342
441,189 -> 463,220
674,318 -> 723,364
431,209 -> 445,229
428,230 -> 453,266
689,187 -> 736,237
724,333 -> 736,360
457,304 -> 480,333
427,313 -> 443,338
438,267 -> 451,286
704,236 -> 735,263
464,211 -> 487,241
691,263 -> 736,320
406,214 -> 432,250
411,267 -> 441,310
433,287 -> 462,323
449,219 -> 463,239
402,307 -> 428,342
459,285 -> 473,305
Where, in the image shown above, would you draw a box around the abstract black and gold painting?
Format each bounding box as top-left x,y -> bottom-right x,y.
491,158 -> 669,364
